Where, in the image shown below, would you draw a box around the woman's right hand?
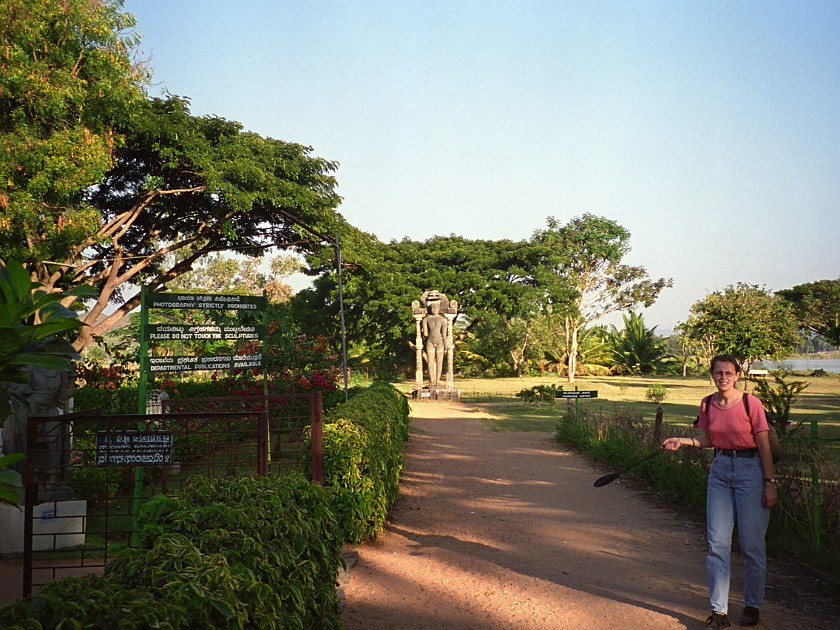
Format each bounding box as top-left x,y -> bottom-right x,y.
662,437 -> 684,451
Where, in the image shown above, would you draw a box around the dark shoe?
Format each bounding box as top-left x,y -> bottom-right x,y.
739,606 -> 760,626
706,612 -> 731,628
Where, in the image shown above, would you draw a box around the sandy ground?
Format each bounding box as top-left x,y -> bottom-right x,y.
340,401 -> 836,629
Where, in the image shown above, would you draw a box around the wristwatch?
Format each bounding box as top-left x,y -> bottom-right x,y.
764,477 -> 776,484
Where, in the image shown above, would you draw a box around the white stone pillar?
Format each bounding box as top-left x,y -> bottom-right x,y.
414,313 -> 425,389
444,312 -> 456,389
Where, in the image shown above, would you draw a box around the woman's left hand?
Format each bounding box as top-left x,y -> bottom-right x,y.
764,482 -> 778,508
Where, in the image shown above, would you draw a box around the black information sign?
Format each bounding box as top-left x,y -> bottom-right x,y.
555,390 -> 599,399
147,292 -> 266,311
96,431 -> 173,466
145,324 -> 264,341
144,353 -> 264,373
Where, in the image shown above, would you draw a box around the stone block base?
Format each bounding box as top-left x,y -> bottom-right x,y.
0,500 -> 87,554
412,387 -> 461,401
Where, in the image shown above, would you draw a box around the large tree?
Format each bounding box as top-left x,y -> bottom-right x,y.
11,95 -> 342,351
677,283 -> 800,370
777,278 -> 840,348
1,3 -> 343,351
0,0 -> 149,261
531,214 -> 672,382
167,252 -> 301,304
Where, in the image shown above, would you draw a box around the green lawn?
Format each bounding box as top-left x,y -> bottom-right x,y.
397,373 -> 840,452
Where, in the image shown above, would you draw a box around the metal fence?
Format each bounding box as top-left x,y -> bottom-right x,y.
162,393 -> 323,481
21,392 -> 322,597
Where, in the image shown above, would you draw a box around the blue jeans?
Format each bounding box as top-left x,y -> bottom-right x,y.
706,453 -> 770,614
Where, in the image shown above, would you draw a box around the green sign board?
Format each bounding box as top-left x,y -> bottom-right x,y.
144,353 -> 264,373
555,390 -> 598,399
147,292 -> 266,311
145,324 -> 264,341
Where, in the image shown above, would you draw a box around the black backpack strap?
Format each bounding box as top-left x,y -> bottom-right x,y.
742,392 -> 750,418
696,394 -> 714,426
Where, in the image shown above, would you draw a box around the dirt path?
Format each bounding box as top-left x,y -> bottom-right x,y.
340,402 -> 829,629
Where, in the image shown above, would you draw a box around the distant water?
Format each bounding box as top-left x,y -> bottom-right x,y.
753,359 -> 840,373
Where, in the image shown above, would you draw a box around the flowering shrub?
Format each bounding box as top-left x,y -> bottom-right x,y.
77,338 -> 137,390
149,333 -> 341,398
265,332 -> 340,392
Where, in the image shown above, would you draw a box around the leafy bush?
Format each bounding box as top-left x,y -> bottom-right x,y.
516,384 -> 561,404
644,383 -> 668,405
0,259 -> 95,423
0,573 -> 186,629
0,453 -> 25,506
0,473 -> 344,629
134,473 -> 343,627
74,384 -> 139,413
753,370 -> 809,435
322,382 -> 410,544
4,381 -> 412,627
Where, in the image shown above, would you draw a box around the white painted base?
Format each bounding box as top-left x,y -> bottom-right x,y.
0,500 -> 87,554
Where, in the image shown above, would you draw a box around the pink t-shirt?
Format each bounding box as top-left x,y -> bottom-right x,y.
697,393 -> 770,450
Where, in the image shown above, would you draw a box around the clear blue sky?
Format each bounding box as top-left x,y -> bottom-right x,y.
124,0 -> 840,332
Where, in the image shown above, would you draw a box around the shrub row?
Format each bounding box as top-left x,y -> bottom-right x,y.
1,383 -> 411,628
0,473 -> 343,629
322,382 -> 411,544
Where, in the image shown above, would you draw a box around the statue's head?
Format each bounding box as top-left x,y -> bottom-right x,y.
428,301 -> 440,314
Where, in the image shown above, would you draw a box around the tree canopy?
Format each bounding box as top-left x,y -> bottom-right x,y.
677,283 -> 800,369
1,2 -> 344,352
0,0 -> 149,262
294,230 -> 547,369
74,96 -> 343,350
293,214 -> 672,378
777,278 -> 840,347
531,214 -> 672,382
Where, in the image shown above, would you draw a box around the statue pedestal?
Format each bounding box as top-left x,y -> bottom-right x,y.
412,386 -> 461,401
0,500 -> 87,554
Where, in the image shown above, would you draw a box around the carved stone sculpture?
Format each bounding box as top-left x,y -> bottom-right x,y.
411,291 -> 460,399
2,366 -> 75,500
422,301 -> 448,386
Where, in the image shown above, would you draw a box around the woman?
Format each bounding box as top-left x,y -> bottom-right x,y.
663,354 -> 777,629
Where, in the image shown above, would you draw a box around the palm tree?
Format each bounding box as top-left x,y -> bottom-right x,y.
609,312 -> 672,375
534,314 -> 612,376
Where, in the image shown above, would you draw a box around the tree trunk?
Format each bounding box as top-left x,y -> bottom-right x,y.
567,325 -> 578,384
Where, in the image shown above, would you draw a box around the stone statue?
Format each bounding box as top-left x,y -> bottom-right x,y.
2,366 -> 75,500
411,290 -> 460,399
422,301 -> 448,387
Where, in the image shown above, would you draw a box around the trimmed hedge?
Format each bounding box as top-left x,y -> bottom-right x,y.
0,382 -> 411,628
322,382 -> 411,544
0,473 -> 343,629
